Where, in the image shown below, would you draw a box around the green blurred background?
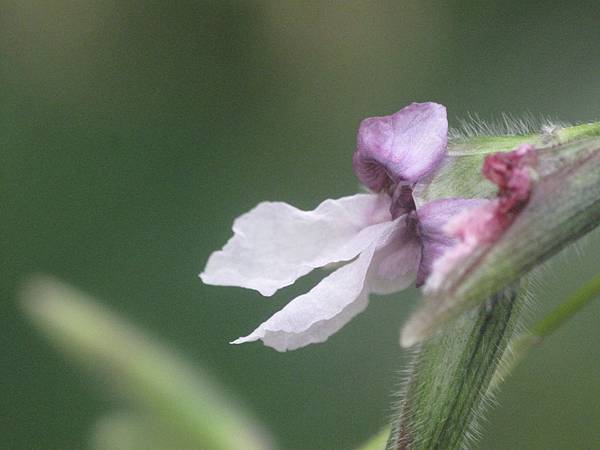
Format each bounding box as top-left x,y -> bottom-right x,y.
3,1 -> 600,449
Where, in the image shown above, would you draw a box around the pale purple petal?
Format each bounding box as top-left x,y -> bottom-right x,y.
367,218 -> 421,295
231,234 -> 392,351
424,199 -> 497,294
353,102 -> 448,191
416,198 -> 488,286
200,193 -> 392,296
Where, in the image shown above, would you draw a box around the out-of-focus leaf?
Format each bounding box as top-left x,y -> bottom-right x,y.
355,427 -> 389,450
21,275 -> 275,450
91,412 -> 196,450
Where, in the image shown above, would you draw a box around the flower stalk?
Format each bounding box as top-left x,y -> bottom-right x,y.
390,124 -> 600,449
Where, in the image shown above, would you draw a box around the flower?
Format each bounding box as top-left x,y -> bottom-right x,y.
201,102 -> 484,351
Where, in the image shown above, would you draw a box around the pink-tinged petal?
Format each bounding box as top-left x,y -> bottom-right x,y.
416,198 -> 488,286
367,219 -> 421,295
424,145 -> 539,293
200,193 -> 391,296
231,230 -> 395,351
353,102 -> 448,191
423,200 -> 497,293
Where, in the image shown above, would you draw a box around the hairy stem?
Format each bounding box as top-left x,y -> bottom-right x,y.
387,124 -> 600,449
387,284 -> 525,450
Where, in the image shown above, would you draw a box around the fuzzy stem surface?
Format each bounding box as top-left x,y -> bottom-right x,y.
387,284 -> 525,450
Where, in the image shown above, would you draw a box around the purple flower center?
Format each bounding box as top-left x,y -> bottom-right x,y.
352,102 -> 448,220
390,183 -> 417,219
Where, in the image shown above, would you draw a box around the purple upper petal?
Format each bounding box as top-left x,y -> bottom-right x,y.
353,102 -> 448,191
416,198 -> 487,286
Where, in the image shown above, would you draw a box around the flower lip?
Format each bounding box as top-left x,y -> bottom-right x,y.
353,102 -> 448,192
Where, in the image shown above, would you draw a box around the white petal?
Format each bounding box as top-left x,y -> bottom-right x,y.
201,193 -> 391,296
231,223 -> 397,351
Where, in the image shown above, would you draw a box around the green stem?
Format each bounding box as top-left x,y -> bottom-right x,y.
531,272 -> 600,338
491,271 -> 600,388
387,284 -> 525,450
390,124 -> 600,449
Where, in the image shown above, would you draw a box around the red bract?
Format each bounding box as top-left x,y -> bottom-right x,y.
483,144 -> 538,220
